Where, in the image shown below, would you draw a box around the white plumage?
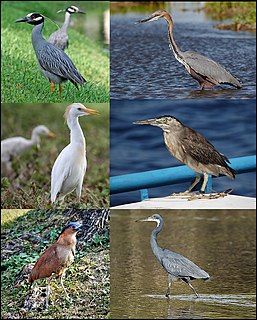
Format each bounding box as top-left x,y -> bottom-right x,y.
51,103 -> 99,203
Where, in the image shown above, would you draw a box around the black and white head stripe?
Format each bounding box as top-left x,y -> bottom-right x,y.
67,6 -> 79,13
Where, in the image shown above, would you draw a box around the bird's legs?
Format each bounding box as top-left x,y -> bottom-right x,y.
60,273 -> 71,301
170,173 -> 201,197
46,275 -> 53,309
59,84 -> 62,96
50,81 -> 55,93
182,278 -> 199,298
165,274 -> 172,299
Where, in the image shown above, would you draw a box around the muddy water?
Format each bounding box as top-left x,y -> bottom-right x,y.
110,210 -> 256,319
110,4 -> 256,99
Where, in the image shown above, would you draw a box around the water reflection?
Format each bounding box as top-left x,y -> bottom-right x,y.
110,210 -> 256,319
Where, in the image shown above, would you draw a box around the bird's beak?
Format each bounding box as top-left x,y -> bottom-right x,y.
135,13 -> 160,24
78,9 -> 86,14
47,131 -> 56,138
136,217 -> 151,222
84,108 -> 100,115
73,222 -> 83,231
16,17 -> 28,23
133,119 -> 155,125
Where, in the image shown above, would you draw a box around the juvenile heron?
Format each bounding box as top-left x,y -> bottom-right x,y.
138,214 -> 210,297
16,13 -> 86,95
136,10 -> 242,90
48,6 -> 85,50
134,116 -> 236,195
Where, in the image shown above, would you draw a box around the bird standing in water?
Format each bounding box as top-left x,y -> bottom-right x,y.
136,10 -> 242,90
51,103 -> 99,203
137,214 -> 210,297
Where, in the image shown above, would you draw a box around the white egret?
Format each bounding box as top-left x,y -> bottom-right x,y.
1,125 -> 55,177
51,103 -> 99,203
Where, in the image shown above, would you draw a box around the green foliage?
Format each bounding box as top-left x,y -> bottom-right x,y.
1,1 -> 109,103
1,103 -> 109,208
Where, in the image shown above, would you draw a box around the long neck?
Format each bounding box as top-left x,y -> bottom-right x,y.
31,130 -> 40,146
67,116 -> 85,147
31,22 -> 45,51
61,12 -> 71,33
164,14 -> 183,60
150,220 -> 163,261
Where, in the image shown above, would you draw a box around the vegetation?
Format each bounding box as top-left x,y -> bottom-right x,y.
1,209 -> 110,319
1,1 -> 109,103
1,103 -> 109,208
204,2 -> 256,31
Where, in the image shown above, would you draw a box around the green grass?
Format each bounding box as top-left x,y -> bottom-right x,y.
1,209 -> 110,319
204,2 -> 256,29
1,1 -> 110,103
1,103 -> 109,209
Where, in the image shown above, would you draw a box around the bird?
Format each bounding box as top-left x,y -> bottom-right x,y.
137,214 -> 210,297
28,221 -> 83,309
48,6 -> 85,50
15,12 -> 86,95
51,103 -> 99,203
1,125 -> 55,177
133,116 -> 237,195
136,10 -> 242,90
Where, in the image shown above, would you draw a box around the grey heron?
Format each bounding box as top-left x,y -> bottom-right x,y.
136,10 -> 242,90
138,214 -> 210,297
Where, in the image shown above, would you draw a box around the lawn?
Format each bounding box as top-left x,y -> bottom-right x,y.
1,103 -> 109,209
1,1 -> 110,103
1,209 -> 110,319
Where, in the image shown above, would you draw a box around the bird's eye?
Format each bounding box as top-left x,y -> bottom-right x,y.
78,108 -> 82,111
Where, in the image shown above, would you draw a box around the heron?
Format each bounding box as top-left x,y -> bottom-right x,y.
136,10 -> 242,90
137,214 -> 210,297
133,116 -> 237,196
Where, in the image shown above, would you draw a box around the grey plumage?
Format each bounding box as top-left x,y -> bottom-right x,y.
134,115 -> 237,193
136,10 -> 242,90
138,214 -> 209,297
16,13 -> 85,93
48,6 -> 85,50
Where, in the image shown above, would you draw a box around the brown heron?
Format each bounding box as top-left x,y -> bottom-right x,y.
136,10 -> 242,90
134,115 -> 237,195
137,214 -> 210,297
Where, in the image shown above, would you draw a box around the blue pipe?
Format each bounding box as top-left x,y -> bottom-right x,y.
110,155 -> 256,194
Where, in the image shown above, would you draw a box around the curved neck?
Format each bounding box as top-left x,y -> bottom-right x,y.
61,12 -> 71,33
67,117 -> 85,147
164,13 -> 183,59
31,130 -> 40,146
31,22 -> 45,49
150,220 -> 163,260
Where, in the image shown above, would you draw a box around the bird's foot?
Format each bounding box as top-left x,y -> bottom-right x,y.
187,189 -> 233,201
169,191 -> 191,197
165,293 -> 170,299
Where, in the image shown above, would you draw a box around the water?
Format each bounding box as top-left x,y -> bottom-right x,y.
110,210 -> 256,319
110,6 -> 256,99
110,99 -> 256,207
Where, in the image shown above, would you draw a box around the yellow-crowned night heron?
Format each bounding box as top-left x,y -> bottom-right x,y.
136,10 -> 242,90
48,6 -> 85,50
16,13 -> 86,95
134,116 -> 237,194
137,214 -> 210,298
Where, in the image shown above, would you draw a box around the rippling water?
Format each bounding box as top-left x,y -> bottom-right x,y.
110,99 -> 256,206
110,210 -> 256,319
111,8 -> 256,99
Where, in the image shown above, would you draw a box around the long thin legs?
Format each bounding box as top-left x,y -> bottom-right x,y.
46,275 -> 53,309
182,278 -> 199,297
60,273 -> 70,300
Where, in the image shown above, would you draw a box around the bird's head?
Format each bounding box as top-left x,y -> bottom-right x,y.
16,13 -> 44,25
133,115 -> 182,131
135,10 -> 170,24
60,221 -> 83,235
137,214 -> 163,227
64,103 -> 100,120
33,125 -> 56,138
57,6 -> 85,15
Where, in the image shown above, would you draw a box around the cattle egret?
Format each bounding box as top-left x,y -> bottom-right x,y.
51,103 -> 99,203
1,125 -> 55,177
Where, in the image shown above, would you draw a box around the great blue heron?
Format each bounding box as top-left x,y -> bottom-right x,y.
137,214 -> 210,297
136,10 -> 242,90
133,116 -> 237,195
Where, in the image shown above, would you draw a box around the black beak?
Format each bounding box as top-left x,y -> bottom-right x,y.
78,10 -> 86,14
135,14 -> 159,24
16,17 -> 28,23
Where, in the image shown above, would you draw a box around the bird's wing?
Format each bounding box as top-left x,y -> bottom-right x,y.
180,127 -> 230,167
48,30 -> 68,50
161,250 -> 209,279
182,51 -> 241,87
37,44 -> 85,85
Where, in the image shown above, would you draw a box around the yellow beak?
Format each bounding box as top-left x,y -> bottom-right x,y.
47,131 -> 56,138
83,108 -> 100,115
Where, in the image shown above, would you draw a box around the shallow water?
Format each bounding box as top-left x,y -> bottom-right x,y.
110,5 -> 256,99
110,210 -> 256,319
110,99 -> 256,207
